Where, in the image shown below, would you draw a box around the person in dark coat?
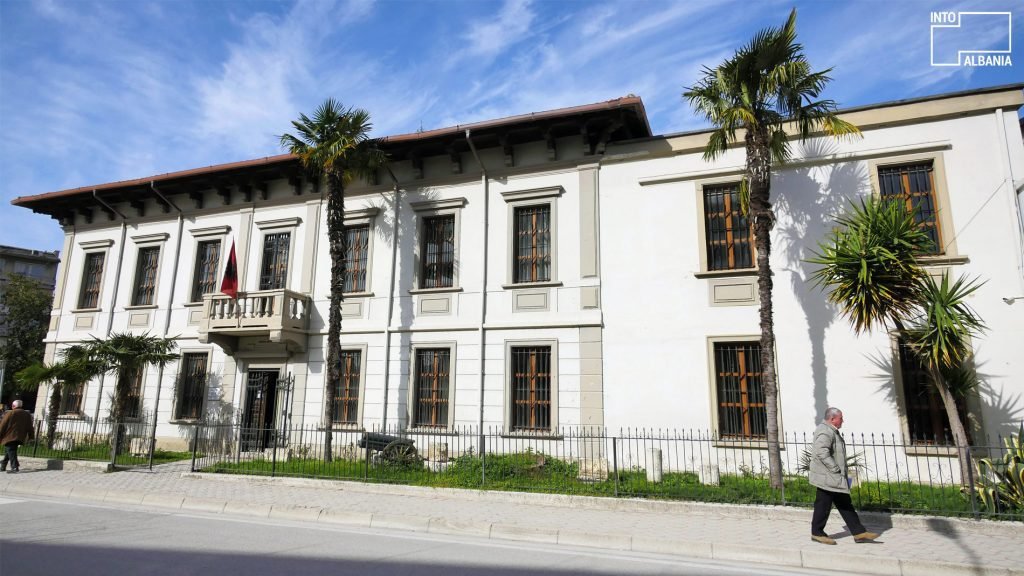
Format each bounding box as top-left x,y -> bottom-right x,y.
808,407 -> 879,545
0,400 -> 34,473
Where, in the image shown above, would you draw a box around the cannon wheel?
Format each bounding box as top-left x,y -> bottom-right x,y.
382,441 -> 419,465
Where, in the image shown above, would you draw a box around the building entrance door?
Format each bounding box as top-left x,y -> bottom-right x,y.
241,369 -> 279,451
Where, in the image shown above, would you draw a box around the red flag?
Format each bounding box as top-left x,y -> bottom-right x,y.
220,240 -> 238,298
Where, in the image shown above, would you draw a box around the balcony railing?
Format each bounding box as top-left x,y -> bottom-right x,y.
198,289 -> 311,352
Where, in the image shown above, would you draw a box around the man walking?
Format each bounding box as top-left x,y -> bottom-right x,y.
0,400 -> 34,473
809,407 -> 879,544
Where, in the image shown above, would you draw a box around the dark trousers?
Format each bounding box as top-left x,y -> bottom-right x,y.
811,487 -> 865,536
1,442 -> 21,470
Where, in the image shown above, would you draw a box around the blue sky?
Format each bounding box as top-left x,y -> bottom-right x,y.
1,0 -> 1020,252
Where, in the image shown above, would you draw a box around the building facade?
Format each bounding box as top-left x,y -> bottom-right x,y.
12,85 -> 1024,459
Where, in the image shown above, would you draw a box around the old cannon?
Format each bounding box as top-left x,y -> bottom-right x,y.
358,432 -> 419,465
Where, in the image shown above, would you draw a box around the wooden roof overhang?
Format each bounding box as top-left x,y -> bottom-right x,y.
11,96 -> 650,224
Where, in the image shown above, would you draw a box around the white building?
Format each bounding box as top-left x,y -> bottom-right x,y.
12,84 -> 1024,457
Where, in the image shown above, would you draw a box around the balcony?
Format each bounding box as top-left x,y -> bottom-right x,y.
198,289 -> 311,354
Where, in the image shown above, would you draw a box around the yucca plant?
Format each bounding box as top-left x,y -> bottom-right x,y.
796,449 -> 867,475
975,425 -> 1024,514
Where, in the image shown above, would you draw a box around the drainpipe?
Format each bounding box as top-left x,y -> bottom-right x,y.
380,167 -> 401,430
994,109 -> 1024,285
92,191 -> 128,434
147,181 -> 184,468
465,130 -> 489,450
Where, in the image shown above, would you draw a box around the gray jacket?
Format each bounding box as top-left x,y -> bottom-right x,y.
808,421 -> 849,493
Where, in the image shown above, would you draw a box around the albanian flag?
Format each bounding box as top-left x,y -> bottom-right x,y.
220,240 -> 238,298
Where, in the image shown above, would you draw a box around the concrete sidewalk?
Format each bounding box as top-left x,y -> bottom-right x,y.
1,458 -> 1021,576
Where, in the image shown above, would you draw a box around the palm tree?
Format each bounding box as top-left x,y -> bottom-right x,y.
15,345 -> 104,448
684,8 -> 860,488
88,332 -> 178,453
280,99 -> 386,461
810,196 -> 986,485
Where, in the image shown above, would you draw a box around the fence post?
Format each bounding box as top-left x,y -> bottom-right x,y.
110,422 -> 119,469
481,430 -> 487,487
363,430 -> 370,482
612,436 -> 619,497
190,423 -> 200,472
271,428 -> 278,478
965,443 -> 979,519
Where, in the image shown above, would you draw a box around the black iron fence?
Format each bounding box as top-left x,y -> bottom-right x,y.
24,414 -> 161,468
186,423 -> 1024,521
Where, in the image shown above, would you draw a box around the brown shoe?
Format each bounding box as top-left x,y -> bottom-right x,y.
811,535 -> 837,545
853,531 -> 879,543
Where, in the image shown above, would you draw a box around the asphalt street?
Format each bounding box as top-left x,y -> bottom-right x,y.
0,496 -> 862,576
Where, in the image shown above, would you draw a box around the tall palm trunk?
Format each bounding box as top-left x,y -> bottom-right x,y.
111,367 -> 132,455
46,385 -> 62,449
928,365 -> 973,486
323,172 -> 346,462
747,127 -> 784,489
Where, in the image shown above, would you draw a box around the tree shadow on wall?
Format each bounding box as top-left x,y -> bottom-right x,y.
773,138 -> 869,426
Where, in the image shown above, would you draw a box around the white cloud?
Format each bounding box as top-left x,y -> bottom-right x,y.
462,0 -> 536,57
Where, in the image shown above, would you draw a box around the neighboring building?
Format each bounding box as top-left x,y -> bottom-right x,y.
0,244 -> 60,348
10,85 -> 1024,473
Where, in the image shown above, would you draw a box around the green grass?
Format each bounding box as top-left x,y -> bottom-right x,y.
200,451 -> 998,518
27,441 -> 193,466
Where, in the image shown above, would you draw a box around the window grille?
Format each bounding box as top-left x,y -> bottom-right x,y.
420,215 -> 455,288
343,225 -> 369,293
704,183 -> 753,270
878,162 -> 942,254
259,232 -> 290,290
414,349 -> 450,428
132,247 -> 160,306
174,353 -> 208,420
191,241 -> 221,301
332,350 -> 361,425
514,205 -> 551,283
59,382 -> 84,415
898,341 -> 969,444
78,252 -> 105,309
510,346 -> 552,431
124,367 -> 144,420
714,342 -> 766,439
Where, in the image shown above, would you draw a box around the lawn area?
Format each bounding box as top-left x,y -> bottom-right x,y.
27,441 -> 193,466
203,451 -> 982,517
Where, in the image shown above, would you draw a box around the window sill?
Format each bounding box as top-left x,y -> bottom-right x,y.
71,308 -> 101,314
409,287 -> 463,295
918,255 -> 969,267
501,431 -> 563,440
712,438 -> 786,450
342,291 -> 374,299
405,427 -> 459,436
168,418 -> 202,425
903,444 -> 959,457
501,281 -> 563,290
694,269 -> 757,279
57,414 -> 86,420
183,301 -> 205,308
125,304 -> 158,311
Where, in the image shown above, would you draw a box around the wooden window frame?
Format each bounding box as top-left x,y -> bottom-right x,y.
59,381 -> 85,415
258,231 -> 292,291
411,198 -> 465,292
340,208 -> 379,297
411,347 -> 452,429
702,182 -> 754,271
502,187 -> 561,287
868,152 -> 958,260
504,339 -> 558,434
343,224 -> 371,294
131,246 -> 161,306
706,336 -> 782,447
190,240 -> 222,303
77,251 -> 106,310
173,351 -> 210,421
331,348 -> 364,426
406,343 -> 456,430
